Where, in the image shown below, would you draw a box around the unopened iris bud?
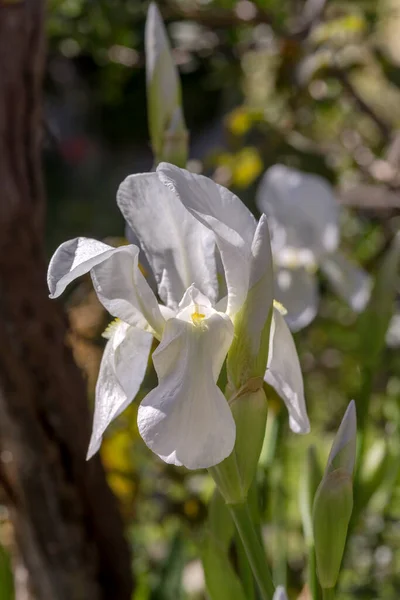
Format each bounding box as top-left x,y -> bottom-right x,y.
313,401 -> 356,590
313,468 -> 353,589
227,215 -> 273,389
145,3 -> 188,166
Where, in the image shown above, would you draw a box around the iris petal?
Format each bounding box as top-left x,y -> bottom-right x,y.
91,244 -> 165,336
266,308 -> 310,434
48,237 -> 119,298
117,172 -> 217,310
274,266 -> 319,332
87,322 -> 152,459
321,251 -> 372,312
138,307 -> 235,469
157,163 -> 257,316
257,165 -> 339,262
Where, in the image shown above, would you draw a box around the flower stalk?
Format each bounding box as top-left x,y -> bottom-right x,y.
228,502 -> 275,600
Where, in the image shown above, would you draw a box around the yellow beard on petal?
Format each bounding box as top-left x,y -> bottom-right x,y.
191,310 -> 206,326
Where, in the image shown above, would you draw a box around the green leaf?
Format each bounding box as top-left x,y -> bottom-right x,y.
299,445 -> 323,546
202,533 -> 247,600
152,534 -> 185,600
355,439 -> 390,517
358,232 -> 400,369
0,543 -> 14,600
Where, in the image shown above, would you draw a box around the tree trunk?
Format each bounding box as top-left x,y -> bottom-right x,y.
0,3 -> 133,599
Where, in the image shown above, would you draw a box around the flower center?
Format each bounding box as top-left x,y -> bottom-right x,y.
191,309 -> 206,326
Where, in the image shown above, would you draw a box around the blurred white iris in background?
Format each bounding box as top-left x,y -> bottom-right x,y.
257,164 -> 372,332
48,163 -> 309,471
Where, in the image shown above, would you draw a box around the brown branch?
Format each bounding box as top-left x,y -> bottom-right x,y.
0,2 -> 133,599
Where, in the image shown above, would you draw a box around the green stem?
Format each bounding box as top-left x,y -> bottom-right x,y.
235,531 -> 255,600
229,502 -> 275,600
322,588 -> 335,600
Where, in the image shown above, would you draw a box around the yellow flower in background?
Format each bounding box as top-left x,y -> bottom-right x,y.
226,106 -> 263,137
215,147 -> 263,189
232,147 -> 263,188
227,107 -> 252,137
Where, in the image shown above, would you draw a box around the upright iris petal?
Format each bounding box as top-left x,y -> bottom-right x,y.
275,266 -> 319,332
117,172 -> 217,310
157,162 -> 257,316
257,164 -> 339,262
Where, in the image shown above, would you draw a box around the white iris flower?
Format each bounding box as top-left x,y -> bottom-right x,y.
257,165 -> 372,332
48,164 -> 309,470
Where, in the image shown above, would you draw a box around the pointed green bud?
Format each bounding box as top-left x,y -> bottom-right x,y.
230,383 -> 268,496
227,215 -> 273,389
313,401 -> 356,590
145,3 -> 188,166
325,400 -> 357,476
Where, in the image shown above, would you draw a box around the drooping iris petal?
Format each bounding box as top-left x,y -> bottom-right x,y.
157,163 -> 257,316
137,305 -> 235,469
90,244 -> 165,337
117,172 -> 217,310
87,322 -> 152,459
266,308 -> 310,434
256,165 -> 339,262
48,237 -> 121,298
275,266 -> 319,332
321,251 -> 372,312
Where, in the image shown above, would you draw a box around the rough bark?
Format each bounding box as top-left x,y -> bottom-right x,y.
0,2 -> 133,599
